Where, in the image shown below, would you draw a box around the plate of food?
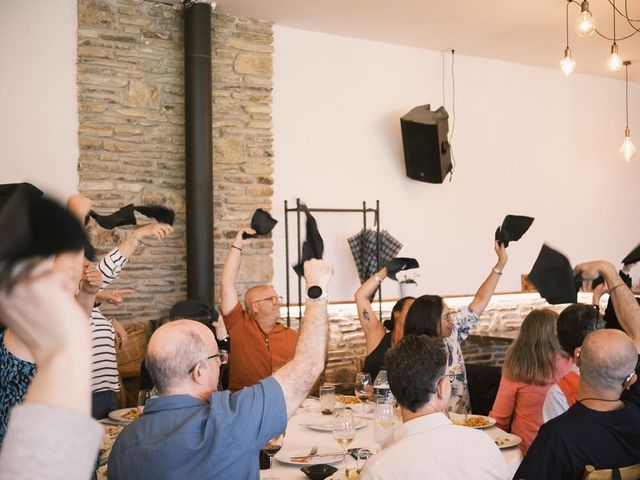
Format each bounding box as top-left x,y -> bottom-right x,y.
336,395 -> 363,406
302,419 -> 368,432
276,447 -> 343,465
108,407 -> 142,423
449,413 -> 496,429
492,433 -> 522,449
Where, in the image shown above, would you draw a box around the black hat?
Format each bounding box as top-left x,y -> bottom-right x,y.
386,257 -> 420,281
495,215 -> 534,248
0,185 -> 88,264
293,202 -> 324,276
527,244 -> 577,304
622,244 -> 640,266
169,299 -> 219,324
89,204 -> 175,229
243,208 -> 278,239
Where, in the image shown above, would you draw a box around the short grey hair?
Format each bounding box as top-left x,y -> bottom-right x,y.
580,332 -> 637,392
146,329 -> 209,394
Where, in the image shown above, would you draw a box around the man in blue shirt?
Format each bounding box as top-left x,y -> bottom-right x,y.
108,259 -> 332,480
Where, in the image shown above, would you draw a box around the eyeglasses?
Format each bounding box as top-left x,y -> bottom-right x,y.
253,295 -> 282,305
187,350 -> 228,374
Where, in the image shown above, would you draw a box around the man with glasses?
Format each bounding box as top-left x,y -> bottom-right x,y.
359,335 -> 508,480
108,259 -> 332,480
220,228 -> 298,391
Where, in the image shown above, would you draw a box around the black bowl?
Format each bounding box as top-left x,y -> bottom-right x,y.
300,464 -> 339,480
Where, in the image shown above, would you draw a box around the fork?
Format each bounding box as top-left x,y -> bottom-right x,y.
296,446 -> 318,462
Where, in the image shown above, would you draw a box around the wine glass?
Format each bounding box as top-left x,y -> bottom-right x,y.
332,408 -> 356,470
260,433 -> 285,478
373,399 -> 395,449
138,388 -> 157,415
354,372 -> 372,413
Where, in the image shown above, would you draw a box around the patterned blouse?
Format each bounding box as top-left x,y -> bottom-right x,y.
0,329 -> 36,444
445,306 -> 480,414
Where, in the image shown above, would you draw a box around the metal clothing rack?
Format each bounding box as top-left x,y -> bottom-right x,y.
283,198 -> 382,326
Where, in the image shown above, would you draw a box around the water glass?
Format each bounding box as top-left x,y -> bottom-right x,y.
320,385 -> 336,415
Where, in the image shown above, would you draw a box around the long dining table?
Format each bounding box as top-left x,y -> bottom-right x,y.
262,398 -> 523,479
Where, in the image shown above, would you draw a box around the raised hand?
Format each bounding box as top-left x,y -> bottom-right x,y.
134,223 -> 173,241
96,289 -> 134,307
80,262 -> 103,295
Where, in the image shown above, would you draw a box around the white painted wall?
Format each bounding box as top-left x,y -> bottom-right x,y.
0,0 -> 78,201
272,26 -> 640,302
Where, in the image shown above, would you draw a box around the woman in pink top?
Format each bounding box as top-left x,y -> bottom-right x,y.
489,309 -> 572,455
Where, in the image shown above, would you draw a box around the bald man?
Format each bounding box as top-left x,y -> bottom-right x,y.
220,228 -> 297,391
515,328 -> 640,480
108,259 -> 332,480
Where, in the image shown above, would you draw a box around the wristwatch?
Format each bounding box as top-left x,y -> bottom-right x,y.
307,285 -> 328,301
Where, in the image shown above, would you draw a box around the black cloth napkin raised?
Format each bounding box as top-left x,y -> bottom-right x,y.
89,204 -> 175,229
386,257 -> 420,281
622,244 -> 640,266
293,202 -> 324,276
243,208 -> 278,239
528,244 -> 578,305
0,185 -> 88,265
495,215 -> 534,248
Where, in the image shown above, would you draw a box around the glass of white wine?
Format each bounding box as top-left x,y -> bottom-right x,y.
373,399 -> 395,449
333,408 -> 356,471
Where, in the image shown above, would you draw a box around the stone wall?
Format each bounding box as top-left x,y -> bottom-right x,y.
77,0 -> 274,324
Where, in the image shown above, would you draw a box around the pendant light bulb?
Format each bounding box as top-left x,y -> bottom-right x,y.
607,43 -> 622,71
620,129 -> 637,162
575,1 -> 596,37
560,47 -> 576,76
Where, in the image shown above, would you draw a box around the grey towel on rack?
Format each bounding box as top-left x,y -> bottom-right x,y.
348,229 -> 402,283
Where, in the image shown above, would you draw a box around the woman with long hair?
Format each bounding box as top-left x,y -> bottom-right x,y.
403,241 -> 508,413
489,309 -> 572,454
355,266 -> 414,381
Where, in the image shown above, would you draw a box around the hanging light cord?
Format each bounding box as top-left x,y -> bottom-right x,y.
613,0 -> 617,42
566,0 -> 571,47
625,62 -> 629,129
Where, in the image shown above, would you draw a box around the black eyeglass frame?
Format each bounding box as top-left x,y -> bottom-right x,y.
187,350 -> 228,375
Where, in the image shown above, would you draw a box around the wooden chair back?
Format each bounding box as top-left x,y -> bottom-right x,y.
583,463 -> 640,480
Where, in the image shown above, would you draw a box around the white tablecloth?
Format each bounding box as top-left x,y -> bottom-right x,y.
262,401 -> 522,479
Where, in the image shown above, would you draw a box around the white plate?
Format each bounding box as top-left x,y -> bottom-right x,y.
108,407 -> 142,423
492,433 -> 522,449
302,419 -> 368,432
449,413 -> 496,429
275,447 -> 343,466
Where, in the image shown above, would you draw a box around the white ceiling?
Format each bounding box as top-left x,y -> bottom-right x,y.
216,0 -> 640,82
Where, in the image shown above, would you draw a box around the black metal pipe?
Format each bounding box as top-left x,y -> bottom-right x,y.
184,1 -> 213,303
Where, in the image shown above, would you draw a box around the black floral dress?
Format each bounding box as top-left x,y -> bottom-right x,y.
0,329 -> 36,444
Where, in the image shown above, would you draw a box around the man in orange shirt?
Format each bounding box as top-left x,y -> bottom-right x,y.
220,228 -> 298,391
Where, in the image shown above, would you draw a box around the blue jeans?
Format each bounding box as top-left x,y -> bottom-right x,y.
92,390 -> 117,420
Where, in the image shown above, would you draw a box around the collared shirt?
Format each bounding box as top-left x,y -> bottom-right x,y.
224,302 -> 297,391
360,412 -> 509,480
107,377 -> 287,480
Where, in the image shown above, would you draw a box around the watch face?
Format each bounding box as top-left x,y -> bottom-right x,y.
307,285 -> 323,299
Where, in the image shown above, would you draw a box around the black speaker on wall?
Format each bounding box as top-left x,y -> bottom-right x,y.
400,104 -> 452,184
